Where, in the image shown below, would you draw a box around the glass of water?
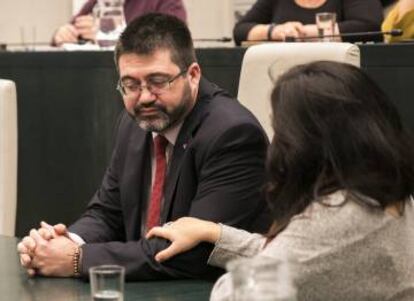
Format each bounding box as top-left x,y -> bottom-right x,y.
89,265 -> 125,301
315,12 -> 337,42
94,0 -> 126,48
227,256 -> 297,301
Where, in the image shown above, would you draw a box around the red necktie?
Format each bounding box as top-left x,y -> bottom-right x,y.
146,135 -> 168,231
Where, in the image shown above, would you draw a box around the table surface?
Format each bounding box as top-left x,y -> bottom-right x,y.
0,236 -> 213,301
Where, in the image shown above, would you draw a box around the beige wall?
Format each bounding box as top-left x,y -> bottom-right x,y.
72,0 -> 88,14
233,0 -> 255,20
184,0 -> 234,41
0,0 -> 72,45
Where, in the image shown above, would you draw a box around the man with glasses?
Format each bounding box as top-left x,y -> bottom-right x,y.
17,13 -> 270,281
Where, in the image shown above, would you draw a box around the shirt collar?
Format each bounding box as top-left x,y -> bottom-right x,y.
151,121 -> 183,146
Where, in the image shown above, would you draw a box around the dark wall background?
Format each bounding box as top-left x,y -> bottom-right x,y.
0,49 -> 244,237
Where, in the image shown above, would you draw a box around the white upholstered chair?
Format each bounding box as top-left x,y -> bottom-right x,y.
237,42 -> 360,139
0,79 -> 18,236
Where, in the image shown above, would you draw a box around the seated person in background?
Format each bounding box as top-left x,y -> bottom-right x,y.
147,61 -> 414,300
382,0 -> 414,42
233,0 -> 383,45
52,0 -> 187,46
18,13 -> 271,281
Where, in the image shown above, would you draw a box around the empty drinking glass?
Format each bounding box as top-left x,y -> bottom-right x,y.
89,265 -> 125,301
226,256 -> 297,301
315,12 -> 337,42
94,0 -> 126,48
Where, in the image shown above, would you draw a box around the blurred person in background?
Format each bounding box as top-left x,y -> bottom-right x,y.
52,0 -> 187,46
233,0 -> 383,45
382,0 -> 414,42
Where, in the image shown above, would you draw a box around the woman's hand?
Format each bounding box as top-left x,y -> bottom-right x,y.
53,23 -> 79,46
302,24 -> 319,39
146,217 -> 221,262
74,15 -> 97,42
271,22 -> 306,40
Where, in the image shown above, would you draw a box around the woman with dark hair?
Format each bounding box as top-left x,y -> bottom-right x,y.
147,61 -> 414,300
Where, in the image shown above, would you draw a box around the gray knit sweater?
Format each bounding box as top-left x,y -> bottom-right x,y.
208,191 -> 414,301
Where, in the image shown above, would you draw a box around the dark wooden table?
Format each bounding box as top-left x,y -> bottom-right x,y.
0,236 -> 213,300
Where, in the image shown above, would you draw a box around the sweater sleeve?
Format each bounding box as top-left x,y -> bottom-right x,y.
382,5 -> 414,43
155,0 -> 187,23
71,0 -> 97,22
208,224 -> 267,268
233,0 -> 275,45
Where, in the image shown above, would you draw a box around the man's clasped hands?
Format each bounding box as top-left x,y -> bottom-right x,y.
17,222 -> 80,277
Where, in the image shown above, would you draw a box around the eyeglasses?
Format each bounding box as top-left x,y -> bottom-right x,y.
117,69 -> 187,98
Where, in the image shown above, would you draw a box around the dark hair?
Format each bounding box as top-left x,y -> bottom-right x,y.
114,13 -> 196,70
266,61 -> 414,228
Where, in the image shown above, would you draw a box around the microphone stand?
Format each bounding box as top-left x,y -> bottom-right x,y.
285,29 -> 403,42
241,29 -> 403,45
193,37 -> 232,42
0,38 -> 98,51
0,41 -> 51,51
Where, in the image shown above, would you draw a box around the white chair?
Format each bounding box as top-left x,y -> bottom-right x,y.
238,42 -> 360,139
0,79 -> 18,236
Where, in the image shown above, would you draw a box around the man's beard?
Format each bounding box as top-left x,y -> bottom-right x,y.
130,82 -> 193,133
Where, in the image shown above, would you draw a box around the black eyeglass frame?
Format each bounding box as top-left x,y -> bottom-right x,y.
116,69 -> 188,97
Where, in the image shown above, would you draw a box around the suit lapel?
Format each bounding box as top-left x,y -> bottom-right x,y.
123,127 -> 152,238
161,79 -> 214,222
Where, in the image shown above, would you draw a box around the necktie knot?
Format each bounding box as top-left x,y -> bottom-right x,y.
154,135 -> 168,156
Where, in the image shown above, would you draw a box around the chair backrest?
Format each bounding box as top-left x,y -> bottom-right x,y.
0,79 -> 18,236
237,42 -> 360,139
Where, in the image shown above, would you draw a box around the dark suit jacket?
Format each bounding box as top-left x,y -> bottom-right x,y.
69,78 -> 271,281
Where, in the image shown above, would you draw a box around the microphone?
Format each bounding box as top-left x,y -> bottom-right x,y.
284,29 -> 403,42
0,41 -> 51,51
0,38 -> 99,51
193,37 -> 232,42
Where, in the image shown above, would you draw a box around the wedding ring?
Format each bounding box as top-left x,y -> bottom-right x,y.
163,221 -> 173,227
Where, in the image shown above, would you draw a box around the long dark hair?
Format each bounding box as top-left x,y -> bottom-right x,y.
266,61 -> 414,230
